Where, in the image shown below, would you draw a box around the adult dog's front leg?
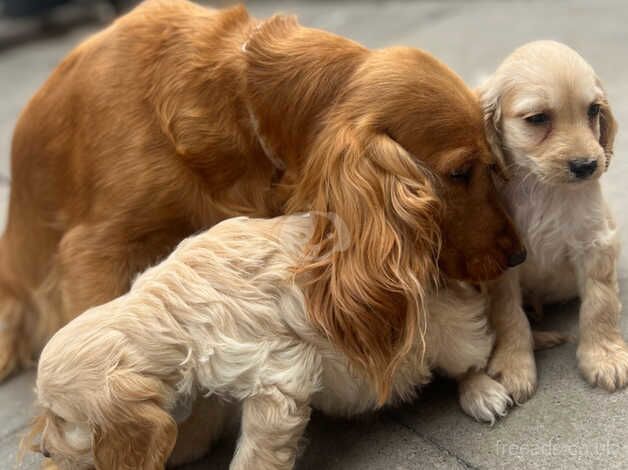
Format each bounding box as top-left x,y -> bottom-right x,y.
0,285 -> 28,380
486,270 -> 537,403
231,388 -> 311,470
575,230 -> 628,391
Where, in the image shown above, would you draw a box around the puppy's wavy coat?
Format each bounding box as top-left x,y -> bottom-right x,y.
29,215 -> 496,469
460,41 -> 624,422
0,0 -> 522,389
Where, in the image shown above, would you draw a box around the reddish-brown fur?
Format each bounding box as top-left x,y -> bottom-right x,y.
1,0 -> 522,399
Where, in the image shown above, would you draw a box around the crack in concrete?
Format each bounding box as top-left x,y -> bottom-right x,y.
388,411 -> 481,470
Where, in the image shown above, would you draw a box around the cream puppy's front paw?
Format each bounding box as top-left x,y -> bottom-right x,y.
578,337 -> 628,391
458,371 -> 512,424
487,347 -> 537,404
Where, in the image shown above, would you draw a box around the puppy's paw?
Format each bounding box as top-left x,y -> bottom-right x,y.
487,347 -> 537,404
458,371 -> 512,424
578,337 -> 628,391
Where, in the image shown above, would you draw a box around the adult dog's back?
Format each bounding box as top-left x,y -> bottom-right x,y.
2,1 -> 275,377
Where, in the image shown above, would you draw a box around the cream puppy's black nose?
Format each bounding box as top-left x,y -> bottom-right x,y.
507,249 -> 527,267
569,158 -> 598,179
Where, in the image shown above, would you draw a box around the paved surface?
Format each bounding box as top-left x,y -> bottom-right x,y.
1,1 -> 628,469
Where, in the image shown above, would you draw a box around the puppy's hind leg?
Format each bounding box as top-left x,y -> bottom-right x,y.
230,387 -> 311,470
533,330 -> 573,350
168,396 -> 238,467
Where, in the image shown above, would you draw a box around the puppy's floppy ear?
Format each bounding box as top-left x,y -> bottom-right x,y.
290,124 -> 441,403
93,372 -> 177,470
477,78 -> 509,176
20,411 -> 48,462
596,79 -> 618,169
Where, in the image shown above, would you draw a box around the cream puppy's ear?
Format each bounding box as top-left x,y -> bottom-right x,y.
93,372 -> 177,470
476,78 -> 509,178
597,78 -> 618,169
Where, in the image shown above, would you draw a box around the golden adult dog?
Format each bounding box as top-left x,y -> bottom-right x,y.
0,0 -> 523,390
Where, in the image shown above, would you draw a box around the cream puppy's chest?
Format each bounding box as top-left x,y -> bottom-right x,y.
505,180 -> 608,303
516,196 -> 578,302
519,246 -> 577,303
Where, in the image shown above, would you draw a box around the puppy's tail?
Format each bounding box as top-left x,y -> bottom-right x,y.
533,330 -> 574,351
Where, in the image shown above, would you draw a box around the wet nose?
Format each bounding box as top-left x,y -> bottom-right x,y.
568,158 -> 598,179
507,249 -> 527,267
42,448 -> 50,458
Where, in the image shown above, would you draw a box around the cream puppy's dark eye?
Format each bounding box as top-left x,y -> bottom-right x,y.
588,103 -> 601,118
524,113 -> 549,125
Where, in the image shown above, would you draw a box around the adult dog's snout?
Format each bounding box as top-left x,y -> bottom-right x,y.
506,248 -> 527,267
568,158 -> 598,179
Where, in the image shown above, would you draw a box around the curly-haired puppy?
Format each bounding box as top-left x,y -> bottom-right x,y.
459,41 -> 623,423
0,0 -> 523,385
28,215 -> 495,469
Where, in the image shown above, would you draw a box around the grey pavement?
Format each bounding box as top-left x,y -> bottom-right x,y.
1,1 -> 628,469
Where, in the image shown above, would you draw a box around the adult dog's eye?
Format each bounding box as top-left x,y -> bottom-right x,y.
450,164 -> 472,182
588,103 -> 601,118
524,113 -> 549,125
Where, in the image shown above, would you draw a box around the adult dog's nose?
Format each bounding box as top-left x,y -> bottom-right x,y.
507,249 -> 527,267
568,158 -> 598,179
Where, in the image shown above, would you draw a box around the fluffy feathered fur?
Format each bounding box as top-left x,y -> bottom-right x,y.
459,40 -> 626,423
0,0 -> 522,408
28,215 -> 495,469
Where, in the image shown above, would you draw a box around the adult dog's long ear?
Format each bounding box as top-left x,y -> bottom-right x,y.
477,78 -> 509,177
596,79 -> 618,170
289,125 -> 442,403
244,14 -> 367,171
93,372 -> 177,470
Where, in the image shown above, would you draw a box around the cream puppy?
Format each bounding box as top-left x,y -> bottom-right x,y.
29,215 -> 494,469
460,41 -> 623,423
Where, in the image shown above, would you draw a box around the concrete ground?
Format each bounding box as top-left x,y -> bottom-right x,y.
1,0 -> 628,468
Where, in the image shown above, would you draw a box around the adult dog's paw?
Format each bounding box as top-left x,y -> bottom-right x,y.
0,318 -> 20,382
578,337 -> 628,391
487,347 -> 537,404
458,372 -> 512,424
